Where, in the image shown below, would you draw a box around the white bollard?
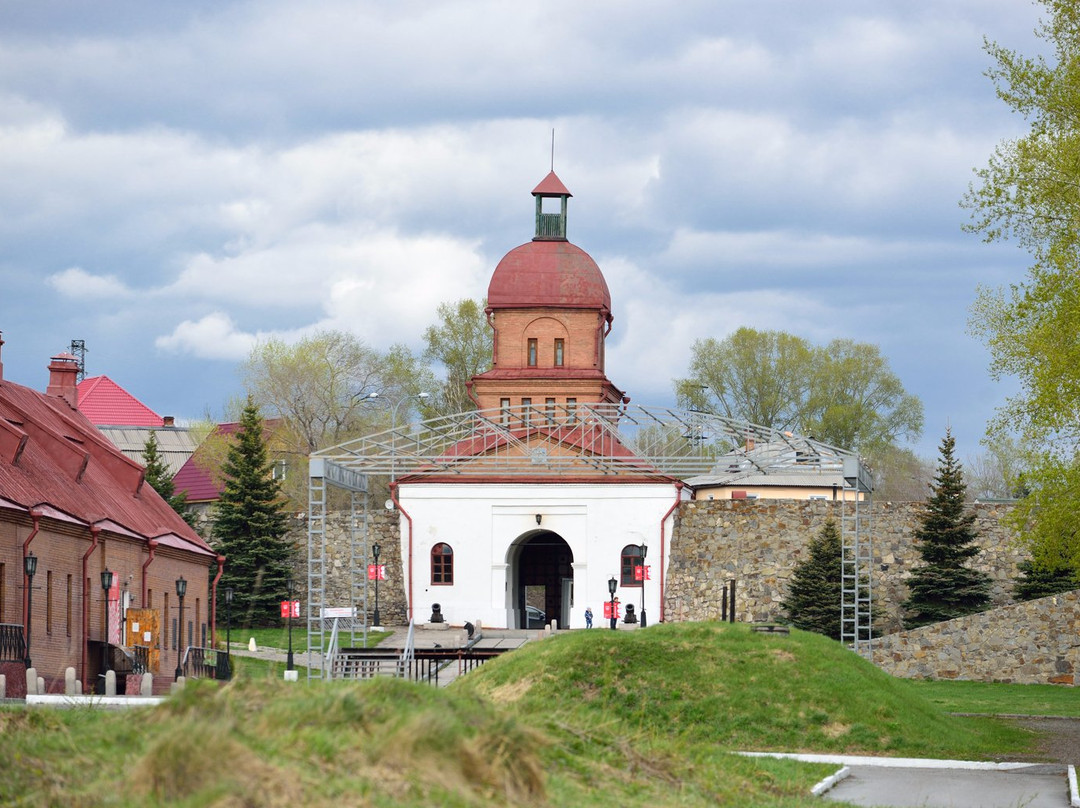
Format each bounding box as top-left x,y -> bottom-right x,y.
248,637 -> 257,652
65,667 -> 77,696
283,669 -> 298,682
36,676 -> 44,695
0,673 -> 5,699
105,670 -> 116,697
24,667 -> 37,696
141,673 -> 153,697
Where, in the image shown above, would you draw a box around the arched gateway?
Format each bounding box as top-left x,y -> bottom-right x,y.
509,530 -> 574,630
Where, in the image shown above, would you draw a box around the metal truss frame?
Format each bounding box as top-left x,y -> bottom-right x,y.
308,402 -> 875,660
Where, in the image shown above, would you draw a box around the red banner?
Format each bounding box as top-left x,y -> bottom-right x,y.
634,565 -> 651,582
367,564 -> 387,581
603,601 -> 622,619
280,599 -> 300,618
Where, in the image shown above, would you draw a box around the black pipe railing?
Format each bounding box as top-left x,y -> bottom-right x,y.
0,623 -> 27,664
181,647 -> 221,680
131,645 -> 151,675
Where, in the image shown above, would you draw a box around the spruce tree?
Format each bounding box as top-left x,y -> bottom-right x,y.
781,519 -> 843,640
902,429 -> 991,628
212,398 -> 292,627
142,430 -> 196,526
1013,559 -> 1078,602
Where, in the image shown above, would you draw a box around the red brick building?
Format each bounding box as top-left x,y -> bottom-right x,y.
0,336 -> 221,695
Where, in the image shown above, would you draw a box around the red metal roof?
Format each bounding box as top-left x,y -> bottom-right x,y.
171,422 -> 240,502
172,419 -> 283,503
532,170 -> 572,197
77,375 -> 164,427
488,240 -> 612,312
0,377 -> 213,556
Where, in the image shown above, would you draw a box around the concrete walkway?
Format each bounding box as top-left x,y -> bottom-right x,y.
745,753 -> 1080,808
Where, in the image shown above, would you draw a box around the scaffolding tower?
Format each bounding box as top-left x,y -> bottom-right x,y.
306,458 -> 370,682
841,457 -> 875,657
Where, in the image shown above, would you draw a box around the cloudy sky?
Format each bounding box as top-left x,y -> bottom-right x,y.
0,1 -> 1045,459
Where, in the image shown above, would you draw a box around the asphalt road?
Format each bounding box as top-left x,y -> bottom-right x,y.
822,761 -> 1072,808
744,753 -> 1078,808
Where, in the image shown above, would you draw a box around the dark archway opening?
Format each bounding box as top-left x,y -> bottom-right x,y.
513,532 -> 573,629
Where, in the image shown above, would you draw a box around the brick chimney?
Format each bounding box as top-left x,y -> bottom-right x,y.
46,352 -> 79,409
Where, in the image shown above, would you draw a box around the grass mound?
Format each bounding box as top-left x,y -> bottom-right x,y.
461,622 -> 1027,758
0,622 -> 1042,807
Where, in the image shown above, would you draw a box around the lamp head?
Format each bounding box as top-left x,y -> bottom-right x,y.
224,587 -> 234,605
640,542 -> 647,560
175,576 -> 187,598
535,514 -> 542,526
372,542 -> 381,559
101,568 -> 114,592
608,576 -> 617,596
24,552 -> 37,578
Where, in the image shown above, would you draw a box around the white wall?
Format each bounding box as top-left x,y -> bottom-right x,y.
397,482 -> 684,629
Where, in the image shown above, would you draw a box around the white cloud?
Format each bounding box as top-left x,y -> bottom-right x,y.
155,312 -> 259,360
46,267 -> 133,299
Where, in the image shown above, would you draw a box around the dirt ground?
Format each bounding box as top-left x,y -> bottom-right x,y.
1000,717 -> 1080,765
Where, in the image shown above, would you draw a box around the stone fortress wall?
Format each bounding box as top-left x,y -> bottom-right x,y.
665,499 -> 1026,633
298,497 -> 1076,684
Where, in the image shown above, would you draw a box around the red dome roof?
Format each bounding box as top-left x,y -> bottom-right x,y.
488,240 -> 611,312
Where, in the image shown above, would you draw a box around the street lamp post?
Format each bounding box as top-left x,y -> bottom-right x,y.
286,577 -> 295,672
360,391 -> 430,481
639,542 -> 648,628
174,576 -> 186,681
608,576 -> 618,630
23,552 -> 37,669
101,569 -> 114,689
391,392 -> 430,482
371,542 -> 383,627
218,587 -> 234,681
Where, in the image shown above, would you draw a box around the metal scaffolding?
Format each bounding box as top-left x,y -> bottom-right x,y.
306,402 -> 875,676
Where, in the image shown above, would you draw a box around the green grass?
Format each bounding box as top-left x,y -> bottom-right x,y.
228,624 -> 390,653
0,623 -> 1061,807
907,678 -> 1080,717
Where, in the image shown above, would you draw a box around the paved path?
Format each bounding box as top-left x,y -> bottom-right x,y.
824,762 -> 1072,808
746,753 -> 1078,808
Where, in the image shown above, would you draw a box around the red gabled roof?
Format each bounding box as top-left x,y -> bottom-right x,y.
172,419 -> 284,503
172,422 -> 240,503
77,375 -> 164,427
0,377 -> 213,556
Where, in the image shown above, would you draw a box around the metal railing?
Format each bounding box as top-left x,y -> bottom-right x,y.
0,623 -> 26,664
131,645 -> 151,675
181,646 -> 224,679
332,646 -> 509,685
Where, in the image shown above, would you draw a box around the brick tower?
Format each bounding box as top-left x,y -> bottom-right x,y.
468,171 -> 627,418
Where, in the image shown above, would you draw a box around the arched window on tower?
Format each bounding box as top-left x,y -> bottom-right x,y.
620,544 -> 644,587
432,543 -> 454,585
528,338 -> 538,367
554,338 -> 565,366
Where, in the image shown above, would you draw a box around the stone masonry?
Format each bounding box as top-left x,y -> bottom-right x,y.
872,590 -> 1080,685
665,499 -> 1026,634
302,496 -> 1075,685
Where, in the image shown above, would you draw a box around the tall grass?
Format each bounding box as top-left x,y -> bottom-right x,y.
0,622 -> 1055,807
